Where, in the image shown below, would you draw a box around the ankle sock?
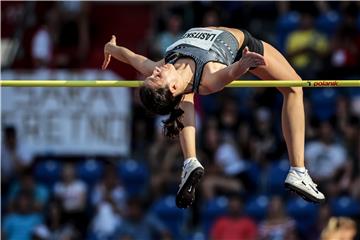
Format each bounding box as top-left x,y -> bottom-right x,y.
184,157 -> 197,165
290,166 -> 306,175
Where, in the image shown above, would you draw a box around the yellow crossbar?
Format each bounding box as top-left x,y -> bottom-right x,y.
0,80 -> 359,88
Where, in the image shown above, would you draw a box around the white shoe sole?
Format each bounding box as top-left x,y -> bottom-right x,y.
285,182 -> 325,203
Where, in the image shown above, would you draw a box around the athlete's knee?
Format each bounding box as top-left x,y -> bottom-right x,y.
278,75 -> 303,96
279,86 -> 303,97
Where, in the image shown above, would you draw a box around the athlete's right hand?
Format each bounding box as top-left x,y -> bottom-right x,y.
239,46 -> 266,70
102,35 -> 117,70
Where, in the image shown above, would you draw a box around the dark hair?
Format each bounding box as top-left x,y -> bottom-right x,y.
139,85 -> 184,138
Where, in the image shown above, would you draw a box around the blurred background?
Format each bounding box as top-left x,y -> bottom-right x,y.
1,1 -> 360,240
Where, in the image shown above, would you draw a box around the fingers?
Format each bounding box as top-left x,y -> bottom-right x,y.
102,53 -> 111,70
111,35 -> 116,44
242,47 -> 264,60
152,66 -> 161,76
250,54 -> 265,66
253,58 -> 266,67
239,49 -> 266,69
246,52 -> 265,62
102,35 -> 116,70
245,50 -> 263,58
242,46 -> 249,55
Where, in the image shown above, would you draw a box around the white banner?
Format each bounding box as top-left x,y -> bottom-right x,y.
1,70 -> 131,156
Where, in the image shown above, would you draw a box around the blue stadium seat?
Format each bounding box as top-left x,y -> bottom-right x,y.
34,159 -> 62,188
244,161 -> 261,190
76,159 -> 104,186
330,196 -> 360,217
200,196 -> 229,237
245,195 -> 269,222
266,160 -> 289,195
151,195 -> 189,240
287,197 -> 319,236
117,159 -> 149,196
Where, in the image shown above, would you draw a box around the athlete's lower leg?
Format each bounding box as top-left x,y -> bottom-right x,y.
279,87 -> 305,168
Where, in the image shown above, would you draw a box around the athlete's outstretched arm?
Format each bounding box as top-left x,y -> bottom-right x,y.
102,35 -> 164,76
207,47 -> 266,92
179,93 -> 196,159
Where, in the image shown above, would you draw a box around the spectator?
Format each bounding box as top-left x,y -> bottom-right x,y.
303,98 -> 317,140
148,113 -> 198,198
200,117 -> 221,163
210,195 -> 257,240
201,174 -> 243,201
89,202 -> 122,240
31,225 -> 51,240
2,192 -> 43,240
332,112 -> 359,196
335,96 -> 352,136
214,138 -> 247,177
54,163 -> 88,236
250,107 -> 278,164
285,11 -> 329,79
132,118 -> 151,160
218,97 -> 240,137
236,122 -> 253,160
155,11 -> 184,55
42,201 -> 78,240
148,121 -> 176,199
113,197 -> 171,240
259,196 -> 297,240
309,204 -> 332,240
1,126 -> 33,186
199,118 -> 243,200
305,121 -> 347,184
31,10 -> 56,68
7,170 -> 49,211
321,217 -> 357,240
329,4 -> 360,79
52,1 -> 90,68
201,7 -> 221,27
90,164 -> 127,238
91,165 -> 127,214
156,142 -> 184,195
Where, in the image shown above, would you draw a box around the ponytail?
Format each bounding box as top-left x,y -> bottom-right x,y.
162,107 -> 185,138
139,84 -> 184,139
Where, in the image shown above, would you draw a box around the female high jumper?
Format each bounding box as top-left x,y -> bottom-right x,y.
102,26 -> 325,208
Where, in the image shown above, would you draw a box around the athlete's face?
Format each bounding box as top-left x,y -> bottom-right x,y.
144,64 -> 181,95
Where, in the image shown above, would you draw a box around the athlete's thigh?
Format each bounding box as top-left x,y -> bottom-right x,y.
250,41 -> 301,81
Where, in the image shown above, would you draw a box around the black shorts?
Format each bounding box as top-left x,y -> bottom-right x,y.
234,29 -> 264,62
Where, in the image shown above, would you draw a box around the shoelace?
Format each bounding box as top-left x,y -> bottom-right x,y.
180,161 -> 192,185
304,169 -> 318,187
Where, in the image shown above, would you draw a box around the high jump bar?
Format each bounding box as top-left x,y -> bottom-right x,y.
0,80 -> 359,88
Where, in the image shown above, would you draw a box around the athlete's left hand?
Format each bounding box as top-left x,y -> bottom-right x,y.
238,46 -> 266,70
102,35 -> 117,70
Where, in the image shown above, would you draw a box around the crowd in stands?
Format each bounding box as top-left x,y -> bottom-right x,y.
2,1 -> 360,240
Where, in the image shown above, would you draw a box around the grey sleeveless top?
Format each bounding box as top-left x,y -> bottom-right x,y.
164,28 -> 239,93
